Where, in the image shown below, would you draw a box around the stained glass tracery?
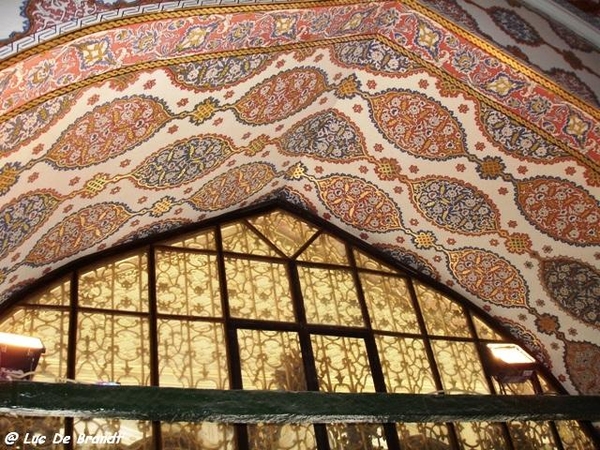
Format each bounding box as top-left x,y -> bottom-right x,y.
0,205 -> 596,449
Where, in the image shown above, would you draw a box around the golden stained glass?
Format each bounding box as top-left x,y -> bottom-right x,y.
312,335 -> 375,393
161,228 -> 216,250
492,377 -> 537,395
79,253 -> 148,312
507,422 -> 558,449
327,423 -> 388,450
0,307 -> 68,382
226,258 -> 294,322
472,316 -> 504,341
555,421 -> 596,449
298,233 -> 349,265
25,278 -> 70,306
238,329 -> 305,390
161,422 -> 234,449
354,250 -> 397,273
74,418 -> 152,449
249,210 -> 318,257
376,335 -> 436,394
300,267 -> 364,327
454,422 -> 509,449
430,340 -> 489,394
248,423 -> 317,450
361,274 -> 419,333
415,284 -> 470,337
158,319 -> 228,389
76,313 -> 150,385
221,222 -> 279,257
155,249 -> 221,317
397,423 -> 452,450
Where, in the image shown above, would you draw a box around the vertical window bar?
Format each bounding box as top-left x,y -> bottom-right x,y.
64,271 -> 79,450
405,279 -> 460,450
347,245 -> 401,450
215,225 -> 248,450
147,246 -> 163,449
288,259 -> 330,450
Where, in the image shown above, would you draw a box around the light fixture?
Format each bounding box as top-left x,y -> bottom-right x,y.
0,332 -> 45,381
484,343 -> 537,385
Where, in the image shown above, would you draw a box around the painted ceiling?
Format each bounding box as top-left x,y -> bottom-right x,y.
0,0 -> 599,398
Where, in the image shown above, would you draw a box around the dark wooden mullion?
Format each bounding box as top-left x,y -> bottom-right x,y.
147,246 -> 163,449
64,271 -> 79,450
288,260 -> 331,450
405,278 -> 461,450
290,229 -> 322,261
214,226 -> 248,450
348,245 -> 401,450
243,219 -> 288,258
466,310 -> 516,450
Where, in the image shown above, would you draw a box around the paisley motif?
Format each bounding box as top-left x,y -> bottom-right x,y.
316,175 -> 401,232
332,39 -> 422,76
540,258 -> 600,327
370,90 -> 466,159
189,163 -> 277,211
25,203 -> 132,266
489,7 -> 542,45
131,135 -> 235,189
564,341 -> 600,395
0,93 -> 78,157
234,68 -> 327,124
279,109 -> 366,161
0,191 -> 61,259
480,106 -> 569,162
448,248 -> 528,307
166,54 -> 274,92
408,177 -> 500,235
516,177 -> 600,245
47,96 -> 172,169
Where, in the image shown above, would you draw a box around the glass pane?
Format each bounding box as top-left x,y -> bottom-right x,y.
74,418 -> 152,449
76,313 -> 150,385
155,249 -> 221,317
555,421 -> 596,450
300,267 -> 364,327
361,274 -> 419,333
431,340 -> 489,394
158,319 -> 228,389
0,307 -> 69,382
239,329 -> 305,390
161,228 -> 216,250
507,422 -> 559,449
354,249 -> 397,273
298,233 -> 349,265
221,222 -> 279,256
25,278 -> 70,306
327,423 -> 388,450
249,423 -> 317,449
454,422 -> 509,449
376,335 -> 436,394
472,315 -> 505,341
79,253 -> 148,312
0,416 -> 64,449
249,210 -> 318,257
161,422 -> 234,449
492,377 -> 537,395
312,335 -> 375,393
415,284 -> 470,337
226,258 -> 294,322
397,423 -> 452,450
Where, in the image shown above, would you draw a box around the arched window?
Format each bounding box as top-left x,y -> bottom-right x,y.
0,202 -> 596,449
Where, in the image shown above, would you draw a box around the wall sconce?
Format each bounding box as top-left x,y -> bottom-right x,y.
0,332 -> 45,381
483,343 -> 537,385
